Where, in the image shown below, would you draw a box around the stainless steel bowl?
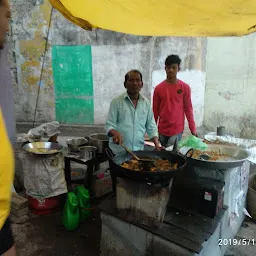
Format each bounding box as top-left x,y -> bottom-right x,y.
79,146 -> 97,161
22,142 -> 63,155
89,133 -> 109,154
67,137 -> 88,151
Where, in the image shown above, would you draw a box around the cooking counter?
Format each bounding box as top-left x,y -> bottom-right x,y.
99,196 -> 227,256
99,152 -> 251,255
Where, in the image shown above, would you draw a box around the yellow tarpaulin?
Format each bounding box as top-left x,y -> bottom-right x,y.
49,0 -> 256,37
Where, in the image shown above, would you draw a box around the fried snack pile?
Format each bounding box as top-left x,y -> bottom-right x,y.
192,149 -> 230,161
120,159 -> 178,172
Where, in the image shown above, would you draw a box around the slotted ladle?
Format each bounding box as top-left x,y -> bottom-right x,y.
120,143 -> 155,163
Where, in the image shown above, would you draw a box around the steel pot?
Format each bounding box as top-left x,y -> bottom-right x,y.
67,137 -> 89,152
79,146 -> 97,161
88,133 -> 109,154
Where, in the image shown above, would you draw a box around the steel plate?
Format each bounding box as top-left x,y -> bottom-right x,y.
22,142 -> 63,155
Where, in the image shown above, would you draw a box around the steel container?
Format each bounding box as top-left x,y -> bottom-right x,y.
79,146 -> 97,161
89,133 -> 109,154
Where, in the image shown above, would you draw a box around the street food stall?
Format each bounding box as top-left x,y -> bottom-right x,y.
18,125 -> 252,255
45,1 -> 256,255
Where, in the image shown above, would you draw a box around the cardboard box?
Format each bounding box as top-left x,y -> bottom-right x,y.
92,175 -> 112,197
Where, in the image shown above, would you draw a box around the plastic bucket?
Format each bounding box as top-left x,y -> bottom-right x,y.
27,195 -> 60,215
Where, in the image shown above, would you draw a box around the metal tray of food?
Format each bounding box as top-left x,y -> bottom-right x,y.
180,144 -> 250,169
22,142 -> 63,155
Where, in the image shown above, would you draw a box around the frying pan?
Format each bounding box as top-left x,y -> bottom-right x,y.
106,146 -> 193,184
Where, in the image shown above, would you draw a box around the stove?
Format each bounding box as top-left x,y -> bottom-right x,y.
116,178 -> 172,226
99,161 -> 250,256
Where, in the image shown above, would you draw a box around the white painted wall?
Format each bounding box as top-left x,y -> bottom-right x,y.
151,70 -> 206,128
92,37 -> 206,125
92,43 -> 152,125
204,34 -> 256,139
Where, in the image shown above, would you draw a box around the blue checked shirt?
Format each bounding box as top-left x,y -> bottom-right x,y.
105,92 -> 158,155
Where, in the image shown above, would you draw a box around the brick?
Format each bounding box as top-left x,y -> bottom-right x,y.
11,193 -> 28,211
11,206 -> 28,217
10,214 -> 29,224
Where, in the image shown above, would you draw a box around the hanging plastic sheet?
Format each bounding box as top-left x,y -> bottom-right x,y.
49,0 -> 256,36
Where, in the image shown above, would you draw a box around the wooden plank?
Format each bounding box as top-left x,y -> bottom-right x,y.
158,222 -> 206,244
164,211 -> 212,241
143,223 -> 202,253
167,203 -> 227,223
164,207 -> 227,240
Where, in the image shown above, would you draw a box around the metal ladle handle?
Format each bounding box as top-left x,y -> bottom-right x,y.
120,143 -> 140,160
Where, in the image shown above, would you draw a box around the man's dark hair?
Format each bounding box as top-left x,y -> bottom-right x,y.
124,70 -> 143,83
165,55 -> 181,66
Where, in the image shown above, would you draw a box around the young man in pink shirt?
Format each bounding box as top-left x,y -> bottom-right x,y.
153,54 -> 197,148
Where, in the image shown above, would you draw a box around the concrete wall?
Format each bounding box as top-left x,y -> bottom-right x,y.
10,0 -> 206,129
0,45 -> 16,145
10,0 -> 54,123
204,34 -> 256,139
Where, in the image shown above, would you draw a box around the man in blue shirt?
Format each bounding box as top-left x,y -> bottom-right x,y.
106,70 -> 161,155
106,70 -> 161,193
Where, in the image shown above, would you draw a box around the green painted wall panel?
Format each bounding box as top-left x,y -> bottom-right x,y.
52,45 -> 94,124
55,98 -> 94,124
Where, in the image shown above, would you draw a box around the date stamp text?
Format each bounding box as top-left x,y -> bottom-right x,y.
218,239 -> 255,246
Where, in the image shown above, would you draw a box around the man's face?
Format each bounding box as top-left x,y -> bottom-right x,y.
124,72 -> 143,95
0,0 -> 11,49
165,64 -> 180,79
